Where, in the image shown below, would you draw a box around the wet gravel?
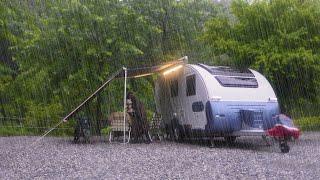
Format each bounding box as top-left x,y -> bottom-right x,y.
1,132 -> 320,179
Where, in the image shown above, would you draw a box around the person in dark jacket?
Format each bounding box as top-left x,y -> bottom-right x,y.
126,92 -> 151,143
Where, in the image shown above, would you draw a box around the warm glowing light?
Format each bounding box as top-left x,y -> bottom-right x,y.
133,73 -> 153,78
163,65 -> 183,75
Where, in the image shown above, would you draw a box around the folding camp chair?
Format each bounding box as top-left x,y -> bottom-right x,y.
149,112 -> 164,141
108,112 -> 131,143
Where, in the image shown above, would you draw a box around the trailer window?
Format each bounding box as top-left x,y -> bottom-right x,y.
170,80 -> 178,97
215,76 -> 258,88
192,101 -> 204,112
186,75 -> 196,96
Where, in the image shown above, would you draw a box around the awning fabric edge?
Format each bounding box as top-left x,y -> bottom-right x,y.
116,56 -> 188,78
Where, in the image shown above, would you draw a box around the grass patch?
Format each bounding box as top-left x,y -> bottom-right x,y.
0,126 -> 34,136
0,123 -> 74,137
294,117 -> 320,131
0,125 -> 107,137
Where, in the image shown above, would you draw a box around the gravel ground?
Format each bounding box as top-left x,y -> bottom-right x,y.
1,132 -> 320,180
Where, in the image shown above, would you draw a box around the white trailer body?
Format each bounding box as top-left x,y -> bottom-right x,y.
155,63 -> 280,137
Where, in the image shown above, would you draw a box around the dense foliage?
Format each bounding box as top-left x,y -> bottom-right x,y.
0,0 -> 319,134
202,0 -> 320,115
0,0 -> 219,133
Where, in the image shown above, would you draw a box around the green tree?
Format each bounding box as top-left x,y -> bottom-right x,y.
128,0 -> 220,61
202,0 -> 320,115
0,0 -> 221,134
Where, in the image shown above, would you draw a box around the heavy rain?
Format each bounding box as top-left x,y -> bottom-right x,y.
0,0 -> 320,179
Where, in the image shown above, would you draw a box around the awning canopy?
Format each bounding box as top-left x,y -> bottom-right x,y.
116,56 -> 187,78
62,56 -> 187,122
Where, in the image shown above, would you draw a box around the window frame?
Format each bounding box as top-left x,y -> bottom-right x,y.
186,74 -> 196,96
170,79 -> 179,97
192,101 -> 204,112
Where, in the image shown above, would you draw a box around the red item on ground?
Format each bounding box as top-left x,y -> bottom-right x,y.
267,124 -> 300,139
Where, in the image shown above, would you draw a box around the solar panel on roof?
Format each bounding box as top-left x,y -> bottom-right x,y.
215,76 -> 258,88
197,64 -> 255,77
210,67 -> 255,77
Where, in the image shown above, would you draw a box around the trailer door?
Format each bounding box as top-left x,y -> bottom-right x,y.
184,74 -> 207,129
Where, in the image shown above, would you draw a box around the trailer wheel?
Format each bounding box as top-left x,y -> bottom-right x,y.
173,127 -> 182,142
171,118 -> 184,142
224,136 -> 236,144
280,141 -> 290,153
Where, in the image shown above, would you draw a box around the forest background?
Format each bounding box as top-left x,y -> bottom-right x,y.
1,0 -> 320,135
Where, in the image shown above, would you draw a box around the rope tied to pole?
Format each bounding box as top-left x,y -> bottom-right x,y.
30,68 -> 124,146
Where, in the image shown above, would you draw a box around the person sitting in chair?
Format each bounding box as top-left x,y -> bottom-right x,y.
126,92 -> 151,143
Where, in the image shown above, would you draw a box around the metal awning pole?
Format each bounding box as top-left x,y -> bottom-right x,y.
123,67 -> 127,144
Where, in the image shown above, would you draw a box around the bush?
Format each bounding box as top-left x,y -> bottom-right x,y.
294,117 -> 320,131
0,126 -> 33,136
101,127 -> 112,136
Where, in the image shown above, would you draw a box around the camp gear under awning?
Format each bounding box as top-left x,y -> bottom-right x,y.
62,56 -> 187,122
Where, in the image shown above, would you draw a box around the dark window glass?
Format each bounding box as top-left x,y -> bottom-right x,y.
192,101 -> 204,112
170,80 -> 178,97
215,76 -> 258,88
186,75 -> 196,96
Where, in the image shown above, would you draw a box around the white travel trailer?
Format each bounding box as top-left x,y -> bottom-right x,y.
62,56 -> 299,152
155,63 -> 280,142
